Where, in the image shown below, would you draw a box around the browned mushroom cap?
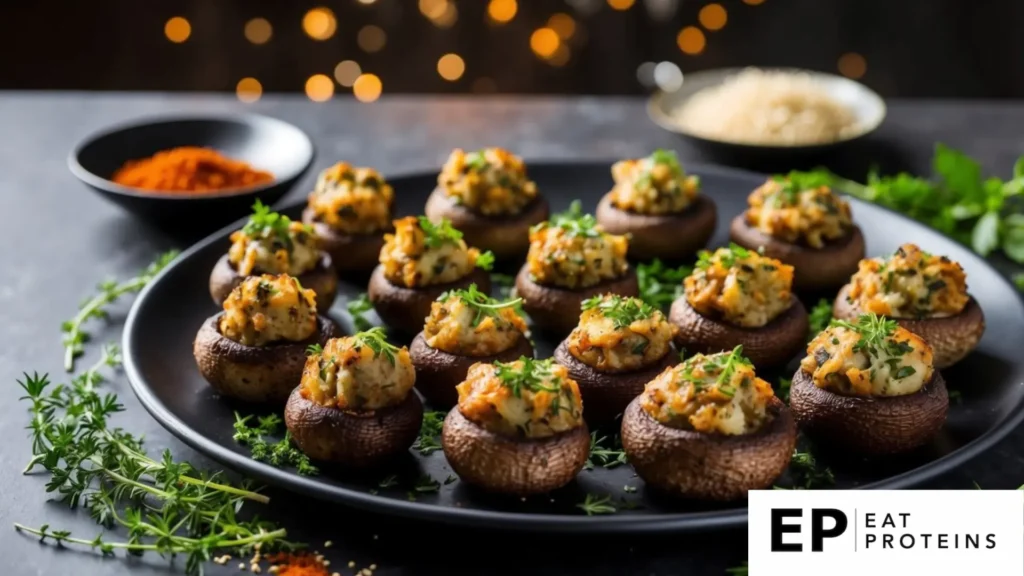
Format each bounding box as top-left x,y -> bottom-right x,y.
832,284 -> 985,369
729,215 -> 865,293
515,265 -> 640,336
553,339 -> 677,427
595,193 -> 716,261
424,188 -> 549,261
284,387 -> 424,467
302,207 -> 389,276
193,314 -> 340,404
668,295 -> 808,369
367,266 -> 492,336
410,332 -> 535,409
208,253 -> 338,313
788,368 -> 948,455
620,397 -> 796,500
441,407 -> 590,495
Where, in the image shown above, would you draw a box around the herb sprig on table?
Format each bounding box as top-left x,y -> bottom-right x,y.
233,413 -> 319,476
636,258 -> 692,309
61,250 -> 178,371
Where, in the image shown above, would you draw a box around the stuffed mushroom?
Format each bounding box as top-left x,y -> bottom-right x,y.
554,294 -> 678,426
833,243 -> 984,368
669,244 -> 808,368
441,357 -> 590,494
284,327 -> 424,466
410,284 -> 533,408
368,215 -> 494,335
194,274 -> 339,403
621,346 -> 797,500
425,147 -> 549,260
789,313 -> 949,454
730,173 -> 865,292
595,149 -> 716,261
515,202 -> 639,335
209,201 -> 337,311
302,162 -> 395,275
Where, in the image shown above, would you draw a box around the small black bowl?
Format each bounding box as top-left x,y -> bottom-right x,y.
69,114 -> 315,237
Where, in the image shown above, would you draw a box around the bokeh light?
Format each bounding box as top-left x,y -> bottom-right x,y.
419,0 -> 448,19
838,52 -> 867,79
636,61 -> 657,87
357,25 -> 387,53
164,17 -> 191,43
548,13 -> 577,39
699,4 -> 728,31
305,74 -> 335,102
244,18 -> 272,45
607,0 -> 636,10
654,61 -> 683,91
549,45 -> 572,67
677,26 -> 706,55
353,74 -> 383,103
334,60 -> 362,87
437,54 -> 466,81
487,0 -> 517,24
236,78 -> 262,103
530,27 -> 560,59
303,7 -> 337,41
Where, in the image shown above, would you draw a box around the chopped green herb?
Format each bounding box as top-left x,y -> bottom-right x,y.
418,215 -> 464,248
636,258 -> 692,309
414,475 -> 441,493
544,200 -> 601,238
232,412 -> 318,476
585,432 -> 628,469
576,493 -> 617,516
347,292 -> 374,331
649,148 -> 682,174
351,326 -> 400,366
581,294 -> 658,328
306,343 -> 323,356
413,410 -> 445,455
438,283 -> 523,327
475,250 -> 496,271
808,298 -> 833,338
776,377 -> 792,403
830,313 -> 906,360
789,448 -> 835,489
378,474 -> 399,489
241,199 -> 306,249
493,357 -> 562,397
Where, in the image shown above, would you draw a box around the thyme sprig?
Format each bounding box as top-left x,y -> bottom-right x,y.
830,313 -> 909,359
577,493 -> 617,516
493,357 -> 561,397
61,250 -> 178,371
438,283 -> 523,327
585,432 -> 627,470
788,448 -> 836,489
581,294 -> 658,329
232,413 -> 318,476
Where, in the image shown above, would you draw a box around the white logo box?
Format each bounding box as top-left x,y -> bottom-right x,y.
749,490 -> 1024,576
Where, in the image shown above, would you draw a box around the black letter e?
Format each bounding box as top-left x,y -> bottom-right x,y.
771,508 -> 802,552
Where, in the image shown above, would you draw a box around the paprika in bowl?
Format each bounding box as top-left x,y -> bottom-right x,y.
69,114 -> 315,236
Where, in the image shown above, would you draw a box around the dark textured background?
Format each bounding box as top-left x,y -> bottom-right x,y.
2,94 -> 1024,575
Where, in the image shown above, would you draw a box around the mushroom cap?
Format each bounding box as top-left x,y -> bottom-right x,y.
833,284 -> 985,369
284,387 -> 424,467
367,265 -> 492,337
620,396 -> 797,500
595,193 -> 717,261
789,367 -> 948,455
208,252 -> 338,313
514,264 -> 640,337
668,295 -> 809,369
409,331 -> 535,409
193,313 -> 339,404
302,207 -> 390,275
729,215 -> 865,293
441,407 -> 590,495
424,188 -> 550,261
553,338 -> 678,427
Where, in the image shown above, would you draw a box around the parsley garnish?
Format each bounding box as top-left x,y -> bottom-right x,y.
241,199 -> 307,248
305,343 -> 323,356
581,294 -> 658,328
636,259 -> 692,309
576,493 -> 617,516
544,200 -> 602,238
414,475 -> 441,493
829,313 -> 905,359
351,327 -> 400,366
474,250 -> 496,271
649,148 -> 682,174
789,448 -> 835,489
439,283 -> 522,327
807,298 -> 833,339
710,345 -> 752,389
413,410 -> 445,455
346,292 -> 374,331
695,243 -> 752,271
464,150 -> 489,171
585,432 -> 627,470
418,215 -> 464,248
493,357 -> 562,397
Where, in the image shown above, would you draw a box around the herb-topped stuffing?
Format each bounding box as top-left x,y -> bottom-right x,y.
306,161 -> 394,234
639,346 -> 775,435
299,327 -> 415,410
456,357 -> 584,439
526,201 -> 630,289
423,283 -> 528,356
745,172 -> 853,248
228,201 -> 320,276
846,243 -> 969,318
219,274 -> 318,346
437,147 -> 539,216
609,149 -> 700,215
800,313 -> 934,396
379,216 -> 494,288
684,243 -> 794,328
568,294 -> 676,372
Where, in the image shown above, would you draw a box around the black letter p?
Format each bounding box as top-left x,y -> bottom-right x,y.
811,508 -> 848,551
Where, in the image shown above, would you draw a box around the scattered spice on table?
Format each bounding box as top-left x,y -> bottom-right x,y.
111,146 -> 273,193
264,552 -> 331,576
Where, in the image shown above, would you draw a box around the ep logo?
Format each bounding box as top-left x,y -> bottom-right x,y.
771,508 -> 847,552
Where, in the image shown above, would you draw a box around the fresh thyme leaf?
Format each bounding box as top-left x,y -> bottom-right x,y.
242,199 -> 298,248
351,326 -> 400,366
232,411 -> 318,475
346,292 -> 374,331
493,357 -> 561,397
413,410 -> 445,455
475,250 -> 496,271
438,283 -> 523,327
414,475 -> 441,493
418,215 -> 464,248
576,493 -> 617,516
789,448 -> 835,489
807,298 -> 833,339
636,258 -> 692,309
378,474 -> 399,489
61,250 -> 178,371
581,294 -> 658,329
306,343 -> 324,356
586,432 -> 628,470
830,313 -> 904,360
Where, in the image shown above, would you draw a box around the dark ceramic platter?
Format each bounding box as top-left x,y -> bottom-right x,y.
123,162 -> 1024,533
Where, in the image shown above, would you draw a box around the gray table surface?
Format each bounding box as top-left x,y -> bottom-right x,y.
2,93 -> 1023,576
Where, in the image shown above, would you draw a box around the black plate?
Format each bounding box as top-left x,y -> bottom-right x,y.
69,114 -> 315,238
123,162 -> 1024,533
